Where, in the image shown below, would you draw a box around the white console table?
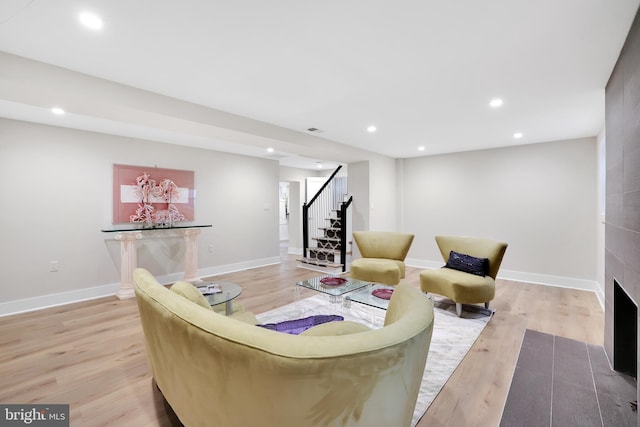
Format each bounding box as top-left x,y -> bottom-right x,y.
102,224 -> 212,299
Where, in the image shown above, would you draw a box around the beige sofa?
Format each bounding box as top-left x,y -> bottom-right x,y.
133,268 -> 435,427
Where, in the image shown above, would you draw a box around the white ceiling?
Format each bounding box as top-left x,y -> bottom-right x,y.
0,0 -> 638,170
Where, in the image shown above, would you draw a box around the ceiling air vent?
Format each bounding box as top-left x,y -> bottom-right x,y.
307,127 -> 319,132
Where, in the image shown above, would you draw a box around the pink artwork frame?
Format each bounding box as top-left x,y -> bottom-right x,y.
113,164 -> 195,224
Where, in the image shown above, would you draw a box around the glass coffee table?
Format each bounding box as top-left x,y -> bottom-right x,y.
344,283 -> 396,310
195,281 -> 242,315
346,283 -> 433,311
295,276 -> 371,303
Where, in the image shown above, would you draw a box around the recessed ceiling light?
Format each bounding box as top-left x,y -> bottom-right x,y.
489,98 -> 504,108
51,107 -> 65,115
513,132 -> 523,139
316,162 -> 323,169
418,146 -> 425,151
366,125 -> 377,133
267,147 -> 274,153
79,11 -> 103,30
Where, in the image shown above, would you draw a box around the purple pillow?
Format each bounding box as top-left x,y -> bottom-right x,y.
445,250 -> 489,276
257,315 -> 344,335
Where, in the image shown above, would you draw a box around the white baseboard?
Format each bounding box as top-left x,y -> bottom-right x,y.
197,257 -> 281,278
0,283 -> 121,317
0,257 -> 281,318
498,268 -> 601,292
594,286 -> 605,310
500,269 -> 605,311
287,247 -> 303,255
406,258 -> 604,309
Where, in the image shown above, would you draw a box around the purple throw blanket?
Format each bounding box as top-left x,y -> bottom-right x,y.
257,314 -> 344,335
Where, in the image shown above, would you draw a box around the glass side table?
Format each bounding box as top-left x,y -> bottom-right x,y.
196,281 -> 242,315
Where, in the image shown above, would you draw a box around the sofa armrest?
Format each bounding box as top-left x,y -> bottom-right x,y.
300,320 -> 371,336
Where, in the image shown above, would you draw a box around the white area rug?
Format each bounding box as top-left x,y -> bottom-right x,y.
257,295 -> 493,427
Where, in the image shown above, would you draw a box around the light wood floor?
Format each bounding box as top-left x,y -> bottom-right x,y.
0,252 -> 604,427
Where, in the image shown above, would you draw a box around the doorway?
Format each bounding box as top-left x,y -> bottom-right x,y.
279,182 -> 289,242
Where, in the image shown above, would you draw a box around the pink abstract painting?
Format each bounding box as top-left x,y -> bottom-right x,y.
113,164 -> 195,224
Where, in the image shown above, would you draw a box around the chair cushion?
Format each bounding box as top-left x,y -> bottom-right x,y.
420,267 -> 495,304
170,281 -> 213,310
445,251 -> 489,276
351,258 -> 402,285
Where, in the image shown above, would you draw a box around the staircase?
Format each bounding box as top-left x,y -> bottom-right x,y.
304,208 -> 348,270
297,166 -> 352,274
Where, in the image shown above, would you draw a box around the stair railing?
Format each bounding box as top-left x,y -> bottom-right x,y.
302,165 -> 343,260
339,195 -> 353,272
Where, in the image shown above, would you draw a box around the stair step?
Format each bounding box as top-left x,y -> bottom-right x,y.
313,237 -> 352,245
297,262 -> 344,275
313,240 -> 345,250
313,237 -> 341,242
297,257 -> 343,269
315,243 -> 342,250
317,227 -> 341,239
308,246 -> 352,255
308,248 -> 342,264
310,247 -> 341,254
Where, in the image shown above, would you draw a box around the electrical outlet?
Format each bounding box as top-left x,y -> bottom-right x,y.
208,245 -> 214,253
50,261 -> 60,272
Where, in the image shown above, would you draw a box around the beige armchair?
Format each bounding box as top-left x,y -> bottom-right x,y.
350,231 -> 415,285
420,235 -> 508,317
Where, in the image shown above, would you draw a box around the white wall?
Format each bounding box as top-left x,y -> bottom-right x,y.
368,157 -> 398,231
286,182 -> 302,253
347,158 -> 399,233
0,118 -> 280,311
0,116 -> 603,311
596,127 -> 606,305
347,161 -> 370,234
402,138 -> 599,290
347,161 -> 369,259
347,158 -> 401,258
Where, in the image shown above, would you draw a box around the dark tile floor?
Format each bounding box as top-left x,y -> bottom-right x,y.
500,329 -> 637,427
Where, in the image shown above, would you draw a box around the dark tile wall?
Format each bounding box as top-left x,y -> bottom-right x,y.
605,4 -> 640,408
